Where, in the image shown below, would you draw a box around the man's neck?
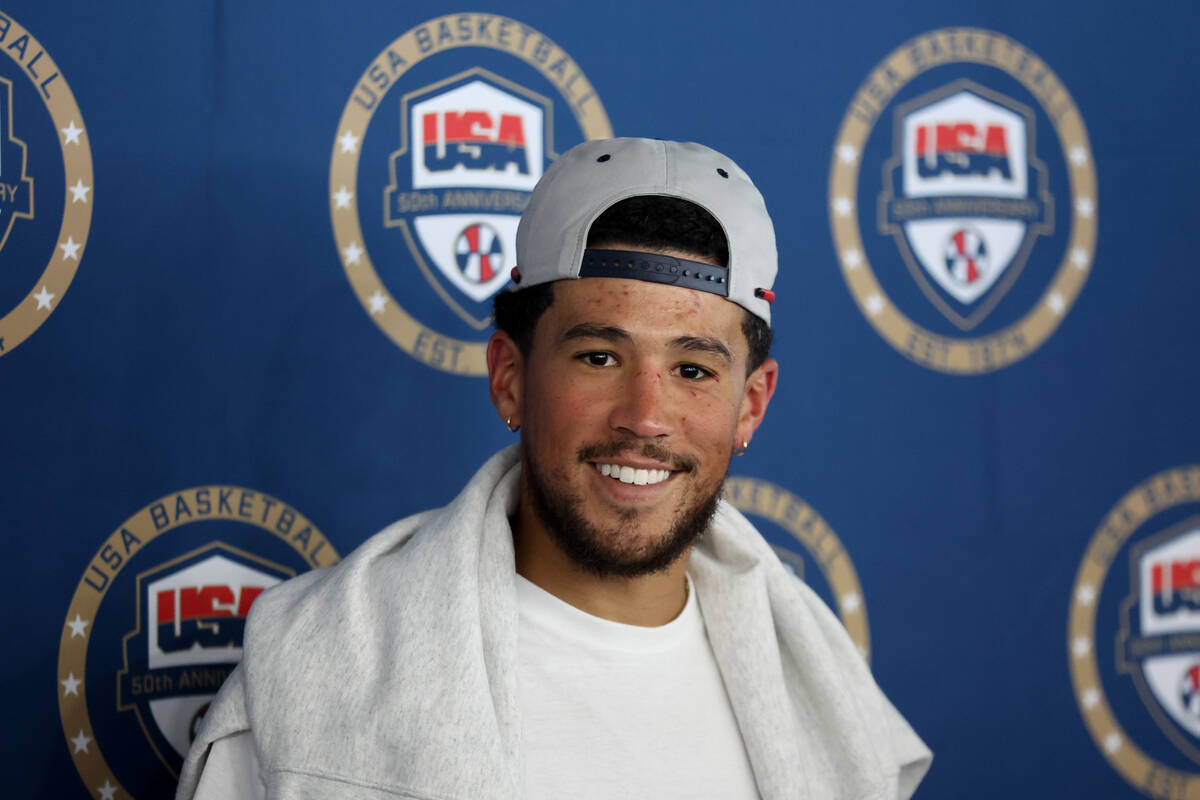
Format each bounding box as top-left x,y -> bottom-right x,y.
511,503 -> 691,627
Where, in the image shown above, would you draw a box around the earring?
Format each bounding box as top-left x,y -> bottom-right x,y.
733,440 -> 748,456
506,417 -> 520,433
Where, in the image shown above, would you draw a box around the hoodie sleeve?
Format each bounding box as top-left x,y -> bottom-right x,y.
176,664 -> 254,800
878,688 -> 932,799
190,731 -> 265,800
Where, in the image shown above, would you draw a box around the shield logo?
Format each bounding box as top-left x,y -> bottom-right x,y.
385,68 -> 552,327
879,79 -> 1052,330
0,77 -> 34,251
1118,518 -> 1200,765
117,543 -> 293,774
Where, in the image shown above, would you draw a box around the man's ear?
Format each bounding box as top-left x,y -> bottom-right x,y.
487,330 -> 524,427
736,357 -> 778,448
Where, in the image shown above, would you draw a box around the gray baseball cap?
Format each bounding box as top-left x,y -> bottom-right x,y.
512,137 -> 778,325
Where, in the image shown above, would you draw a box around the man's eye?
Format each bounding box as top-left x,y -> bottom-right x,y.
581,352 -> 615,367
678,364 -> 713,380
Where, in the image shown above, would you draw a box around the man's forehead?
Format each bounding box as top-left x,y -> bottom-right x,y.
543,277 -> 746,349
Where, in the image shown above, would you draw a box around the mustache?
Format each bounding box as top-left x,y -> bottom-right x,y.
576,441 -> 696,473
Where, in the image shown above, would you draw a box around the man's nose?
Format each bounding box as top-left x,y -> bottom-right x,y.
608,368 -> 673,438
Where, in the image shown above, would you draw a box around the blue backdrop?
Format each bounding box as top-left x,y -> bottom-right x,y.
5,1 -> 1200,797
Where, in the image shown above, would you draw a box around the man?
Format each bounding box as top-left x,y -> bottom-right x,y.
178,138 -> 931,799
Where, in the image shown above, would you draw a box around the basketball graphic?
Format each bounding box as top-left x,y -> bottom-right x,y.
454,222 -> 504,285
943,228 -> 989,289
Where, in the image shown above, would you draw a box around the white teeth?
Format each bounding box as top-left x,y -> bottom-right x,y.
594,464 -> 672,485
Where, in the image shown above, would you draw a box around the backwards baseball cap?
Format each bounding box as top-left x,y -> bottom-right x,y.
512,137 -> 778,325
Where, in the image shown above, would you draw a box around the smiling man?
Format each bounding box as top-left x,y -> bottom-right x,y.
493,245 -> 766,625
177,139 -> 931,800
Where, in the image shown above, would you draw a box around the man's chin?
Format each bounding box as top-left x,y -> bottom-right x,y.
557,530 -> 696,579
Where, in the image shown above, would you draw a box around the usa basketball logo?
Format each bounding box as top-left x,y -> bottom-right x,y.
830,29 -> 1096,373
1069,466 -> 1200,797
58,488 -> 340,799
0,13 -> 92,356
725,477 -> 870,660
330,14 -> 611,374
383,68 -> 545,310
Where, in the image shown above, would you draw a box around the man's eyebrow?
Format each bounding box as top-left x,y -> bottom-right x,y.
560,323 -> 632,344
559,325 -> 732,365
670,336 -> 732,365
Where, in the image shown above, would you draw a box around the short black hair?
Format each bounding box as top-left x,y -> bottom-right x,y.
494,196 -> 772,375
587,195 -> 729,266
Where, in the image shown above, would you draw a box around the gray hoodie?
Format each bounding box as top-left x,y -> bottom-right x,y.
177,446 -> 931,799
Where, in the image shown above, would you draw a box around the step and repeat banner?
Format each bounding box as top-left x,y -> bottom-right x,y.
3,1 -> 1198,798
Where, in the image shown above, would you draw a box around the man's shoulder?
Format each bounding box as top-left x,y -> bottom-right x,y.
245,506 -> 438,631
241,446 -> 522,663
705,498 -> 865,666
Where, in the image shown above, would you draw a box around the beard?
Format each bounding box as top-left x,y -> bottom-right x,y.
522,439 -> 725,578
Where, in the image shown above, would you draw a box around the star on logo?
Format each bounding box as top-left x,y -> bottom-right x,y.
66,613 -> 89,637
1070,247 -> 1090,269
1075,197 -> 1095,219
59,236 -> 82,261
864,293 -> 885,316
33,286 -> 55,310
837,143 -> 858,165
1072,636 -> 1091,658
831,196 -> 854,217
61,673 -> 82,696
342,241 -> 363,265
368,290 -> 388,314
98,780 -> 117,800
841,249 -> 862,269
839,593 -> 861,614
1069,146 -> 1088,167
1046,292 -> 1065,315
332,186 -> 353,209
69,179 -> 91,203
1081,688 -> 1100,709
1104,732 -> 1122,754
61,120 -> 83,145
1075,584 -> 1096,606
66,613 -> 89,638
71,729 -> 92,753
338,129 -> 360,154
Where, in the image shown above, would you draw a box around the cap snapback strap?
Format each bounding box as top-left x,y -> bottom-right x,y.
577,249 -> 730,297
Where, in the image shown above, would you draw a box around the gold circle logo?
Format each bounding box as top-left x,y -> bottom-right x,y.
329,14 -> 612,375
57,487 -> 339,799
1069,466 -> 1200,796
829,28 -> 1097,373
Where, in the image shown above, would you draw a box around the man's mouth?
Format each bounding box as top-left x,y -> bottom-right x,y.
593,463 -> 672,486
578,442 -> 695,488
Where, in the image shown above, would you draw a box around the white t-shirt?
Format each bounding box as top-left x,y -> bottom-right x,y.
516,574 -> 760,799
193,574 -> 759,799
